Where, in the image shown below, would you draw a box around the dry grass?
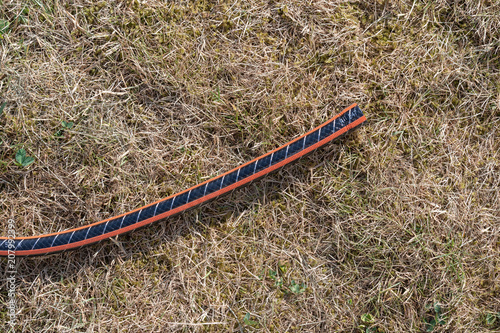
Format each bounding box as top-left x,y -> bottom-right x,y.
0,0 -> 499,332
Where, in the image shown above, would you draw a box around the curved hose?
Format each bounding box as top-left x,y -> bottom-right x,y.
0,104 -> 366,256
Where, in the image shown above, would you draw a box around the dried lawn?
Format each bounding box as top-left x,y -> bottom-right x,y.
0,0 -> 499,332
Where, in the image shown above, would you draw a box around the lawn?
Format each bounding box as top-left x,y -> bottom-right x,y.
0,0 -> 499,332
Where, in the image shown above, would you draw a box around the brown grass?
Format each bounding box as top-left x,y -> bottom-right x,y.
0,0 -> 499,332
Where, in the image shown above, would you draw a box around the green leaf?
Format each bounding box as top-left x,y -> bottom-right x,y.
0,19 -> 10,34
486,313 -> 498,325
22,156 -> 34,166
15,148 -> 26,164
243,313 -> 258,326
19,6 -> 29,24
290,280 -> 306,294
425,317 -> 437,332
361,313 -> 374,324
0,102 -> 6,117
15,148 -> 35,167
62,120 -> 74,129
0,19 -> 10,39
424,302 -> 446,331
434,303 -> 446,325
268,269 -> 282,287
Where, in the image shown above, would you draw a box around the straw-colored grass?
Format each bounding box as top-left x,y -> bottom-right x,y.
0,0 -> 499,332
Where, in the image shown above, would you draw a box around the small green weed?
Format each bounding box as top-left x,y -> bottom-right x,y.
485,312 -> 500,328
268,262 -> 306,295
54,120 -> 74,138
17,7 -> 29,24
243,313 -> 258,326
0,19 -> 10,38
211,86 -> 222,102
361,313 -> 374,324
289,280 -> 306,294
424,303 -> 447,332
15,148 -> 35,167
358,313 -> 381,333
268,268 -> 283,288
